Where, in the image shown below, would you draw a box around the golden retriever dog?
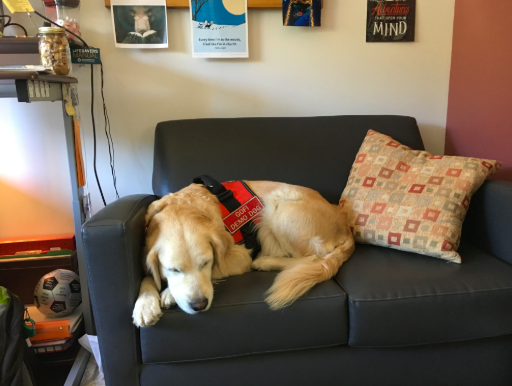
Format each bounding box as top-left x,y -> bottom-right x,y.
132,181 -> 354,327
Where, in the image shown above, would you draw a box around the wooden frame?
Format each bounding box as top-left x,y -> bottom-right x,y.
105,0 -> 322,9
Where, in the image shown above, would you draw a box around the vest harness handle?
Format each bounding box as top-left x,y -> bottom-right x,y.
193,175 -> 262,259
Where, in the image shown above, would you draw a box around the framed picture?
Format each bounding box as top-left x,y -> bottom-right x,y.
111,0 -> 168,48
189,0 -> 249,58
283,0 -> 321,27
366,0 -> 415,42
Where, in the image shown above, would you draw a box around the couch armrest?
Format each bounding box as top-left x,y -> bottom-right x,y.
462,180 -> 512,265
82,194 -> 158,386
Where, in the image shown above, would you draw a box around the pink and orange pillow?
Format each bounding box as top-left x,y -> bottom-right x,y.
339,130 -> 501,263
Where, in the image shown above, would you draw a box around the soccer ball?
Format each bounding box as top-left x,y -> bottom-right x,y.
34,269 -> 82,317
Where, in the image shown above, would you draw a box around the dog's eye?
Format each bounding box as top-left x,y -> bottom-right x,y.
201,261 -> 211,269
170,268 -> 181,274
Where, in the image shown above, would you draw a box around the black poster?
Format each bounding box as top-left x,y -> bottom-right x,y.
366,0 -> 416,42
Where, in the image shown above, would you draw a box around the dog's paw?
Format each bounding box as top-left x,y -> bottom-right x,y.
132,292 -> 163,328
252,256 -> 295,271
160,287 -> 176,309
252,256 -> 278,271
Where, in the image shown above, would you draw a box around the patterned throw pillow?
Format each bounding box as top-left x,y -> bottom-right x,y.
339,130 -> 501,263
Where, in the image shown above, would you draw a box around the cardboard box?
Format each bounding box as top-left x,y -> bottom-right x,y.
0,235 -> 75,256
0,235 -> 77,304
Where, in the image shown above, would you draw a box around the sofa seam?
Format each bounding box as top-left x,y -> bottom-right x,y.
346,286 -> 512,302
124,195 -> 156,385
489,182 -> 512,193
125,195 -> 156,222
349,331 -> 512,349
333,276 -> 349,294
82,234 -> 111,385
119,195 -> 155,385
83,195 -> 155,228
143,341 -> 346,365
162,293 -> 345,313
123,221 -> 142,386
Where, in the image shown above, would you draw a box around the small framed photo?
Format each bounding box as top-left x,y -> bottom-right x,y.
111,0 -> 168,49
283,0 -> 322,27
366,0 -> 416,42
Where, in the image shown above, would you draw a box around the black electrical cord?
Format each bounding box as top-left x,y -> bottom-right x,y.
0,15 -> 12,25
33,11 -> 88,47
101,63 -> 119,199
4,22 -> 28,36
1,16 -> 28,36
90,65 -> 106,206
32,11 -> 113,207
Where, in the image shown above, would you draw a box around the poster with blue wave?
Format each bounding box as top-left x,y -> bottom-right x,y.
283,0 -> 321,27
189,0 -> 248,58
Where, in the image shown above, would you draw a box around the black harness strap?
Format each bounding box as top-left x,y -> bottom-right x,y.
193,175 -> 261,259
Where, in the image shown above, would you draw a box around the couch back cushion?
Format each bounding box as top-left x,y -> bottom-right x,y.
153,115 -> 424,204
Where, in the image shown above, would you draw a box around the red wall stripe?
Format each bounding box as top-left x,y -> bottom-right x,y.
446,0 -> 512,181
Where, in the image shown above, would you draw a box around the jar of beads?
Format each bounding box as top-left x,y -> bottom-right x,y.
38,27 -> 72,75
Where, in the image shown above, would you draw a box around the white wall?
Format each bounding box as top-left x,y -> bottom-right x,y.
0,0 -> 455,238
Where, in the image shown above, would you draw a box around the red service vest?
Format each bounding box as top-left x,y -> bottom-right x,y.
219,181 -> 264,245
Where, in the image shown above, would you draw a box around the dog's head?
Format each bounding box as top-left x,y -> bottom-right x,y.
144,185 -> 251,314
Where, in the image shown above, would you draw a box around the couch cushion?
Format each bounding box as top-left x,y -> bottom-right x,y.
335,242 -> 512,347
152,115 -> 424,204
140,271 -> 347,363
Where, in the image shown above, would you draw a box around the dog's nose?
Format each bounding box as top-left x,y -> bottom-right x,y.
189,298 -> 208,312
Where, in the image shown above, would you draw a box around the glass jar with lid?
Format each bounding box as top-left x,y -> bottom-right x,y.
38,27 -> 72,75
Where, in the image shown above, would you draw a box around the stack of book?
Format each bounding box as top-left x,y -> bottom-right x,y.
26,303 -> 83,354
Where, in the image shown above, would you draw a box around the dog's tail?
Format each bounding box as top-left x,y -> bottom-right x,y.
265,238 -> 355,310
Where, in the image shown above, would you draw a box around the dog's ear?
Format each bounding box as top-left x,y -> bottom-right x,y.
211,230 -> 231,278
211,228 -> 252,280
145,248 -> 162,291
146,197 -> 171,225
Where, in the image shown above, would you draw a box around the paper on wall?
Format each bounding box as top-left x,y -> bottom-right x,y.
111,0 -> 168,49
3,0 -> 34,13
189,0 -> 248,58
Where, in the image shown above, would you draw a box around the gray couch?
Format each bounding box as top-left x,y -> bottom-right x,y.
83,115 -> 512,386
